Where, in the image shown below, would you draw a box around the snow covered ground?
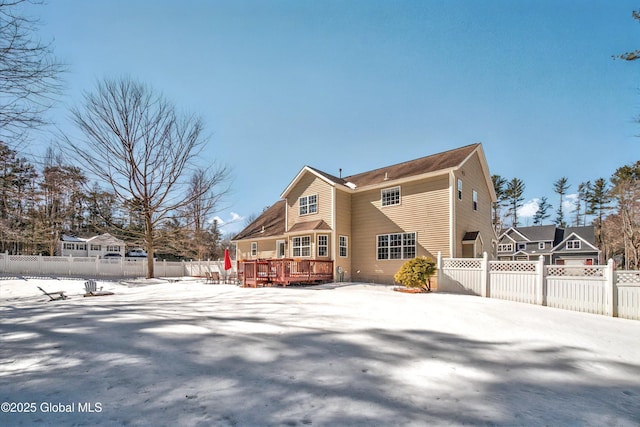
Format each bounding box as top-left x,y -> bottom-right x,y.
1,277 -> 639,426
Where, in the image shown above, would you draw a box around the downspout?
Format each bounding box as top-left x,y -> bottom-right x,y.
449,171 -> 456,258
331,186 -> 336,261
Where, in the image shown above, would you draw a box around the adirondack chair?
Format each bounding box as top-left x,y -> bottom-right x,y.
83,279 -> 114,297
38,286 -> 68,301
84,279 -> 97,294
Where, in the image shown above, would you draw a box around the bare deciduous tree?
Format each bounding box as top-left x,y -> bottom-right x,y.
183,168 -> 228,260
64,77 -> 229,278
0,0 -> 64,143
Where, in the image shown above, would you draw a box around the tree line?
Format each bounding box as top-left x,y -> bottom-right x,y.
492,163 -> 640,270
0,142 -> 230,262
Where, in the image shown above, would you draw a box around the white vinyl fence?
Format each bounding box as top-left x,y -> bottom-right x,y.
438,253 -> 640,321
0,253 -> 185,278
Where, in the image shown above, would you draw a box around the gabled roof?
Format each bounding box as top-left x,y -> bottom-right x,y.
287,219 -> 332,234
281,143 -> 491,198
513,225 -> 558,242
499,227 -> 530,242
237,143 -> 494,242
86,233 -> 125,245
342,143 -> 480,188
231,200 -> 286,241
552,230 -> 600,253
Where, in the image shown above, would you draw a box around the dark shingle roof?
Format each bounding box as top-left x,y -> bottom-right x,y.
343,143 -> 479,188
231,200 -> 286,241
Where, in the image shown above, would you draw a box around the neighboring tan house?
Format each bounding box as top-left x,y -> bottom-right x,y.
59,233 -> 126,258
232,143 -> 497,285
496,225 -> 601,265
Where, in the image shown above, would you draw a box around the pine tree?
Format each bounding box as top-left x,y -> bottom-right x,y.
554,177 -> 570,227
505,178 -> 525,227
533,196 -> 552,225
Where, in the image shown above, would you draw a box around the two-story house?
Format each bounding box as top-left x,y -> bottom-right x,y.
232,143 -> 497,286
496,225 -> 601,265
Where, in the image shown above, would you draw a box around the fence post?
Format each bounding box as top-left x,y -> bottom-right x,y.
481,252 -> 489,298
605,259 -> 615,317
536,255 -> 545,306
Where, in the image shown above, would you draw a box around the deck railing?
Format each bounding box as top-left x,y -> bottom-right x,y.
240,258 -> 334,287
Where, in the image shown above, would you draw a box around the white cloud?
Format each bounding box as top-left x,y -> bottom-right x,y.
212,216 -> 225,225
229,212 -> 244,223
564,193 -> 578,212
518,199 -> 539,218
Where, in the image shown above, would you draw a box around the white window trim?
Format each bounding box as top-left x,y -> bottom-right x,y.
339,235 -> 348,258
538,242 -> 545,250
381,186 -> 401,207
299,194 -> 318,216
317,235 -> 328,257
567,240 -> 581,250
516,242 -> 526,251
250,242 -> 258,257
376,232 -> 416,260
292,236 -> 312,257
498,243 -> 513,252
472,190 -> 478,211
457,179 -> 463,200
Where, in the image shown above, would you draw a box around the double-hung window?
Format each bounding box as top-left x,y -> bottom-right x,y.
472,190 -> 478,211
317,235 -> 328,257
381,186 -> 400,207
457,179 -> 463,200
251,242 -> 258,257
377,232 -> 416,260
299,195 -> 317,216
567,240 -> 581,250
498,243 -> 513,252
339,235 -> 348,257
292,236 -> 311,257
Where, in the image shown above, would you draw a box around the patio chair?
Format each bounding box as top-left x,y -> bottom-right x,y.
84,279 -> 97,294
38,286 -> 68,301
83,279 -> 114,297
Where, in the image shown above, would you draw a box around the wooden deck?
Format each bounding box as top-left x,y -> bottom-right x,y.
239,259 -> 334,287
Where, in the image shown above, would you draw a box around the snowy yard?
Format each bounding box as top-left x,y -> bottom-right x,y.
1,278 -> 639,426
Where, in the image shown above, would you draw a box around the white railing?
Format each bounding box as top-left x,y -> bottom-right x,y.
437,253 -> 640,321
0,252 -> 185,278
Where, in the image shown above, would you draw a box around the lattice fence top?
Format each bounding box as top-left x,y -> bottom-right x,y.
9,255 -> 38,262
443,258 -> 483,269
546,265 -> 605,277
490,261 -> 537,272
616,271 -> 640,284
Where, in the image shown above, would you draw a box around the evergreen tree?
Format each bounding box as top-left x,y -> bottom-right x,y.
554,177 -> 570,227
491,174 -> 508,232
505,178 -> 525,227
533,196 -> 552,225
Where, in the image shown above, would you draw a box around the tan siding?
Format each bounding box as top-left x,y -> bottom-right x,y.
286,173 -> 334,230
454,152 -> 496,257
334,188 -> 352,280
236,239 -> 279,260
351,175 -> 450,284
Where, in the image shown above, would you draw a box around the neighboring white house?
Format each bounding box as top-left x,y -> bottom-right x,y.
59,233 -> 126,258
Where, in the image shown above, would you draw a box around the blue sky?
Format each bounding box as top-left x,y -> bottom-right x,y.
25,0 -> 640,235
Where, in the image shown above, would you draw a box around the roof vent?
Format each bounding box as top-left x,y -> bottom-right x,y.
384,172 -> 389,181
261,226 -> 265,233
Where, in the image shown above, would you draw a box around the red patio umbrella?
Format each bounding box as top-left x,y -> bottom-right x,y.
224,248 -> 232,271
